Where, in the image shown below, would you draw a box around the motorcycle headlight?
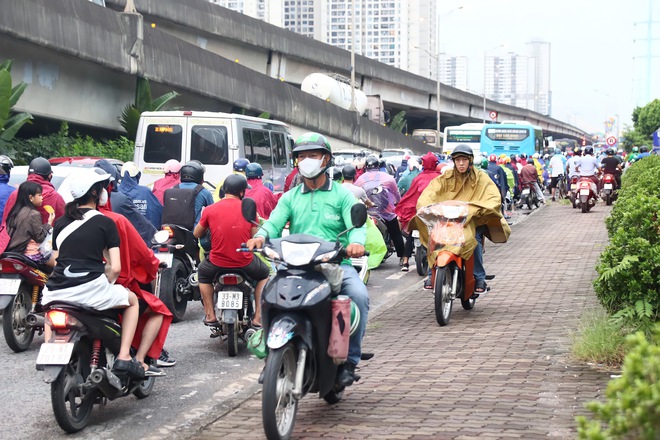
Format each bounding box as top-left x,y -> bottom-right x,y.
314,250 -> 339,263
263,246 -> 281,261
302,282 -> 330,306
280,242 -> 320,266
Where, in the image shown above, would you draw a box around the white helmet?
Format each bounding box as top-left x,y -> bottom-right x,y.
69,169 -> 112,200
164,159 -> 181,174
121,161 -> 140,178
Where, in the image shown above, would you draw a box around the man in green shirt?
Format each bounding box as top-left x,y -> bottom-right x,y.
246,132 -> 369,387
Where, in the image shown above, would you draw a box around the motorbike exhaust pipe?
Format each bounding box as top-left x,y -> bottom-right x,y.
188,272 -> 199,287
244,328 -> 257,342
26,313 -> 44,328
90,368 -> 119,398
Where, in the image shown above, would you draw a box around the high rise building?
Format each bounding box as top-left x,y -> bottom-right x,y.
484,42 -> 551,115
438,54 -> 468,91
211,0 -> 437,77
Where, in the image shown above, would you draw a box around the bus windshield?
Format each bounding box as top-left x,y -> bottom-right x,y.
443,124 -> 484,154
480,124 -> 541,157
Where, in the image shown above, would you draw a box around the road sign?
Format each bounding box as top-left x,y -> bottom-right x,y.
489,111 -> 498,120
605,136 -> 617,146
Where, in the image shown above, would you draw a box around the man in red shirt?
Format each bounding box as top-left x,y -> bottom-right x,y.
193,174 -> 269,327
3,157 -> 65,224
245,163 -> 278,219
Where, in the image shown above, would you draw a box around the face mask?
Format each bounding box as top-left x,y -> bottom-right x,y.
99,188 -> 109,207
298,158 -> 324,179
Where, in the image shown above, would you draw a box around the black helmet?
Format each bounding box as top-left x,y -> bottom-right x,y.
584,146 -> 594,155
233,158 -> 249,172
365,156 -> 380,170
342,164 -> 357,181
28,157 -> 52,177
606,148 -> 615,155
245,163 -> 263,179
292,132 -> 332,159
0,155 -> 14,175
223,173 -> 250,197
640,146 -> 649,153
574,148 -> 582,156
379,159 -> 387,169
331,166 -> 343,181
180,161 -> 205,184
450,144 -> 474,159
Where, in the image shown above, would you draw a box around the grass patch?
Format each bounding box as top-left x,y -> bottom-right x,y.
558,198 -> 572,206
570,308 -> 628,367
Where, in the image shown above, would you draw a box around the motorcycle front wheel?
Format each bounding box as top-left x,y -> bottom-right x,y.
262,342 -> 298,440
2,286 -> 35,352
434,266 -> 453,326
415,245 -> 428,276
51,343 -> 94,433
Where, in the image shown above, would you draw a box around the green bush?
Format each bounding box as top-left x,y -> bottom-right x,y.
570,308 -> 629,367
594,156 -> 660,333
12,122 -> 134,164
576,325 -> 660,439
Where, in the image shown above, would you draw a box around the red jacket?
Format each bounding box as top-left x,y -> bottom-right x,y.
100,205 -> 172,359
246,178 -> 278,219
3,174 -> 65,224
284,168 -> 298,193
152,173 -> 180,204
395,152 -> 440,230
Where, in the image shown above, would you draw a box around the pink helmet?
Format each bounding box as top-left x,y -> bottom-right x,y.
164,159 -> 182,174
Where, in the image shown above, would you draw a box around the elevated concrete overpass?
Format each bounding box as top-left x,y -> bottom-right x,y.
0,0 -> 585,159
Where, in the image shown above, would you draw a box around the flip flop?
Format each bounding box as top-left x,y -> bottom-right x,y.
474,280 -> 488,293
113,358 -> 145,379
203,318 -> 219,327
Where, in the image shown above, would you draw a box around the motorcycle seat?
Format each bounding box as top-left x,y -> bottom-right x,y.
43,300 -> 121,321
0,252 -> 41,269
213,267 -> 251,281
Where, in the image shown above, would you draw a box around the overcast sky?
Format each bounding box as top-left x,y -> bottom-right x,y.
437,0 -> 660,134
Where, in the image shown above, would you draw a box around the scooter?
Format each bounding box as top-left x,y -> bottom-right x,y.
417,201 -> 493,326
0,252 -> 49,352
35,302 -> 158,433
412,229 -> 428,276
240,198 -> 368,440
601,173 -> 618,206
520,181 -> 540,209
154,224 -> 201,322
568,175 -> 580,208
575,177 -> 598,213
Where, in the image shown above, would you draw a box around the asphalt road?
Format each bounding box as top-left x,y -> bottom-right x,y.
0,253 -> 426,440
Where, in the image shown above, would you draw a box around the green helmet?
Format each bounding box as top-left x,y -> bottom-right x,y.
632,146 -> 639,153
480,157 -> 489,170
292,132 -> 332,158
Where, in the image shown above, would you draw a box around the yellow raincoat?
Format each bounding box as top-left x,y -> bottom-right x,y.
413,166 -> 511,265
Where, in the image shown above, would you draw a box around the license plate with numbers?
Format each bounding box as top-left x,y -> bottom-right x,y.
217,291 -> 243,310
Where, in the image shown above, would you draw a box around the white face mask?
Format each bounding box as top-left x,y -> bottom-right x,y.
99,188 -> 109,207
298,158 -> 325,179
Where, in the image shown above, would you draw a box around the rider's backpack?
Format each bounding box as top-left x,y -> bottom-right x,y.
161,184 -> 203,230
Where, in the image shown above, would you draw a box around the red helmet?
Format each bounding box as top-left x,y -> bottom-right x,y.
488,154 -> 497,162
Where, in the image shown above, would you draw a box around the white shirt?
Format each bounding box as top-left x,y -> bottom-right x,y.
577,155 -> 600,176
549,155 -> 565,177
342,182 -> 368,203
567,156 -> 580,177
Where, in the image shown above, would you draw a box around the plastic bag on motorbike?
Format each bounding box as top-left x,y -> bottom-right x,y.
417,201 -> 469,249
314,263 -> 343,294
247,328 -> 268,359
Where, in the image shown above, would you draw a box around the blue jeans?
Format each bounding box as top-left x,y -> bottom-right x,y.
474,226 -> 486,283
340,264 -> 369,366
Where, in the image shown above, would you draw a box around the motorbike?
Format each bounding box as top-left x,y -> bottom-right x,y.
575,177 -> 598,213
240,198 -> 368,440
366,186 -> 395,261
568,175 -> 580,208
417,201 -> 493,326
601,173 -> 618,206
209,267 -> 258,357
520,181 -> 540,209
0,252 -> 49,352
350,255 -> 370,285
35,302 -> 158,433
412,229 -> 428,276
154,224 -> 201,322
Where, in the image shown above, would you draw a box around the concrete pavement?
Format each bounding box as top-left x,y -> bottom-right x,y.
184,201 -> 612,439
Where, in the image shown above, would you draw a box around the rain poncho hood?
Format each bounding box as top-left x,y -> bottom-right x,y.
414,166 -> 510,263
119,171 -> 163,229
354,170 -> 400,222
421,152 -> 439,171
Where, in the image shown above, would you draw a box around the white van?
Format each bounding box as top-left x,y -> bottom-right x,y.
133,111 -> 294,191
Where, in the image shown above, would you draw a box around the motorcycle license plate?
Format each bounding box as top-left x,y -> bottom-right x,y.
0,278 -> 21,294
580,189 -> 590,196
155,252 -> 173,268
217,291 -> 243,310
411,230 -> 420,238
604,183 -> 613,190
36,342 -> 74,366
522,188 -> 530,195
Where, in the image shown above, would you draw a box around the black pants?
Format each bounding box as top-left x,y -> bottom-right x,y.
403,231 -> 414,258
384,218 -> 405,258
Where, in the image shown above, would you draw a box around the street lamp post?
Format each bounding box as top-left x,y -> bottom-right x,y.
349,0 -> 357,113
414,47 -> 441,141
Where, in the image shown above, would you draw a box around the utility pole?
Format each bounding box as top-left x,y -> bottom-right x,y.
349,0 -> 357,113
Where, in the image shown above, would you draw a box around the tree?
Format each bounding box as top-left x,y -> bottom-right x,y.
388,110 -> 407,133
0,60 -> 32,155
119,77 -> 179,141
624,99 -> 660,149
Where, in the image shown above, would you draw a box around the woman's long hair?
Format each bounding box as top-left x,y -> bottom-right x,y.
65,181 -> 104,220
6,181 -> 43,232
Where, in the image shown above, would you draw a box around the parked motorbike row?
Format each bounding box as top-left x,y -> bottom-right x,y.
568,173 -> 619,213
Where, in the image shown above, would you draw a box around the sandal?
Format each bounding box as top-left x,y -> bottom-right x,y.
250,320 -> 262,329
423,278 -> 433,290
474,280 -> 487,294
203,318 -> 219,327
113,358 -> 145,379
144,364 -> 166,377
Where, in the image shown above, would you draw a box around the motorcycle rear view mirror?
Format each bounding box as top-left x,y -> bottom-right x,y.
153,230 -> 170,245
351,203 -> 368,228
241,197 -> 259,226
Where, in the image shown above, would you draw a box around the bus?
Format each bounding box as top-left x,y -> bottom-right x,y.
480,122 -> 545,158
553,138 -> 578,154
443,123 -> 485,156
412,129 -> 444,149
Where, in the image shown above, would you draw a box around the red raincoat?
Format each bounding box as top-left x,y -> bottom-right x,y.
100,205 -> 172,359
152,173 -> 181,204
394,152 -> 440,231
246,178 -> 278,219
3,174 -> 65,224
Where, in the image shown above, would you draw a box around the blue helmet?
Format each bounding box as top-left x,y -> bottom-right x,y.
233,158 -> 250,172
245,163 -> 264,179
